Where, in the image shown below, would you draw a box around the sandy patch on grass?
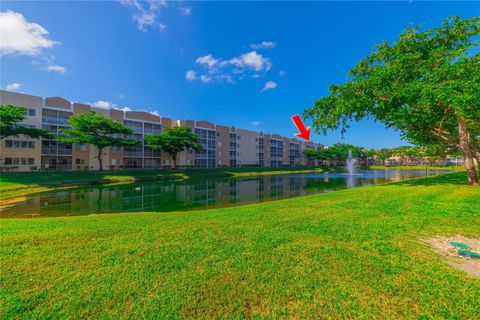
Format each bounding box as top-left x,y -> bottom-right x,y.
423,235 -> 480,277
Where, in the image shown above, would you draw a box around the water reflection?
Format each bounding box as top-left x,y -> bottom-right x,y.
1,169 -> 448,218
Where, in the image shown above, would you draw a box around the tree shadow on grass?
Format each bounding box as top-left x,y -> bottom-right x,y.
393,172 -> 469,187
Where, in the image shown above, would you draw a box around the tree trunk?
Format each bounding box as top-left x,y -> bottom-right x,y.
97,147 -> 104,171
172,153 -> 177,169
458,118 -> 479,185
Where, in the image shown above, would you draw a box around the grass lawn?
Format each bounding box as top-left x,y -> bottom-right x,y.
0,166 -> 323,200
1,172 -> 479,318
368,165 -> 464,171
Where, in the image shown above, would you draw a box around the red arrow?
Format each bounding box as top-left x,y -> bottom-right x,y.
291,114 -> 311,141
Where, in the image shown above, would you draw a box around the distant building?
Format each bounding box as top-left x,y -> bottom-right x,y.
0,90 -> 323,171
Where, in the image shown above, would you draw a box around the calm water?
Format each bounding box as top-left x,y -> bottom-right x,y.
1,169 -> 450,218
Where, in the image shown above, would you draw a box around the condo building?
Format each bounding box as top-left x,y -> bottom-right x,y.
0,90 -> 323,171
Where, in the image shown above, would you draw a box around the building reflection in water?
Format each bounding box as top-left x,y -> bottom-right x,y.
1,169 -> 446,218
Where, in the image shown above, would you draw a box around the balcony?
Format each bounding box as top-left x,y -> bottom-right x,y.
41,148 -> 72,155
144,152 -> 161,158
58,149 -> 72,155
42,116 -> 69,126
124,151 -> 143,157
144,128 -> 161,134
41,148 -> 57,155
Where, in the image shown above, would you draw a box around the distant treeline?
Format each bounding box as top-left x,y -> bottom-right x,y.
304,143 -> 463,166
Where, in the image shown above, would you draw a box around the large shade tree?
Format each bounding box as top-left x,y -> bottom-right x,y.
0,104 -> 52,139
60,111 -> 138,171
304,17 -> 480,185
145,126 -> 202,169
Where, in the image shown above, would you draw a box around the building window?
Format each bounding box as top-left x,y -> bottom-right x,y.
24,109 -> 36,116
218,151 -> 222,156
4,140 -> 35,148
194,127 -> 216,168
111,146 -> 121,152
75,144 -> 87,151
124,120 -> 143,133
218,142 -> 222,147
111,159 -> 119,165
4,157 -> 34,165
162,159 -> 170,166
75,159 -> 85,165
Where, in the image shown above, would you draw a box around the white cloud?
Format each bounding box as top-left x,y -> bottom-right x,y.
185,70 -> 196,81
91,100 -> 118,109
5,82 -> 21,91
47,65 -> 66,74
149,110 -> 160,116
217,74 -> 234,83
148,0 -> 167,10
252,121 -> 260,126
117,106 -> 133,112
261,81 -> 277,92
196,54 -> 218,68
180,6 -> 192,16
278,70 -> 286,77
232,51 -> 271,72
158,22 -> 167,32
0,10 -> 59,56
0,11 -> 66,72
200,75 -> 212,83
120,0 -> 167,32
251,41 -> 276,50
190,50 -> 272,84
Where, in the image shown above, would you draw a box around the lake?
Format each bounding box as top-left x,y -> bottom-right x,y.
1,169 -> 451,218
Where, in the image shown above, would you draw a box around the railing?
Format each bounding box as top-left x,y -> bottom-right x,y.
42,116 -> 69,125
124,151 -> 143,157
144,128 -> 161,134
41,148 -> 57,155
144,152 -> 161,158
41,148 -> 72,155
58,149 -> 72,155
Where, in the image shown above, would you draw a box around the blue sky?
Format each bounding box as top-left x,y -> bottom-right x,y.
1,1 -> 478,148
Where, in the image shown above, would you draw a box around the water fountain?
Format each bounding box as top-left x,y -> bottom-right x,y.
346,150 -> 357,175
345,150 -> 358,188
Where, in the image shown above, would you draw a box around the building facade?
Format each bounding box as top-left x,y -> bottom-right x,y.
0,90 -> 323,171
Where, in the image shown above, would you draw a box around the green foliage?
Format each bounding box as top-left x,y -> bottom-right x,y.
304,17 -> 480,183
0,104 -> 52,139
60,111 -> 138,170
145,126 -> 202,167
304,143 -> 365,162
379,145 -> 460,164
303,147 -> 320,160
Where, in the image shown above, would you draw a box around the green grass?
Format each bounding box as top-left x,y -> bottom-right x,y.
0,166 -> 323,200
1,172 -> 479,319
369,165 -> 464,171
